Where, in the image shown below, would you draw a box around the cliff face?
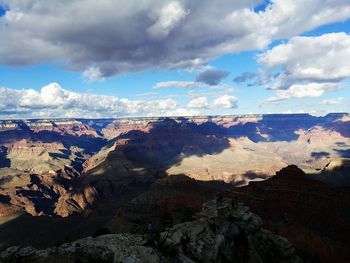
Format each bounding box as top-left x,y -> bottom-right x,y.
0,114 -> 349,217
0,199 -> 302,263
0,114 -> 349,261
0,119 -> 108,218
229,165 -> 350,263
1,113 -> 348,141
0,119 -> 101,137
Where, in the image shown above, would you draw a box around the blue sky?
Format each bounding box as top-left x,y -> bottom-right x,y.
0,1 -> 349,118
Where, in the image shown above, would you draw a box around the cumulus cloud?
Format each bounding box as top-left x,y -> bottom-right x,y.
213,95 -> 238,109
0,83 -> 240,118
257,32 -> 350,103
187,97 -> 209,108
258,32 -> 350,90
265,83 -> 341,102
0,0 -> 349,78
0,83 -> 182,118
195,69 -> 230,86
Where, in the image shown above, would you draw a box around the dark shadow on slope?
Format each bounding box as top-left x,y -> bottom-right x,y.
225,113 -> 349,142
0,178 -> 153,251
173,114 -> 335,143
0,194 -> 10,204
0,128 -> 107,155
78,118 -> 115,132
48,152 -> 70,160
0,176 -> 13,187
311,151 -> 330,159
199,114 -> 321,142
107,174 -> 234,234
35,131 -> 107,155
0,146 -> 10,168
308,159 -> 350,187
119,118 -> 231,169
1,164 -> 350,263
322,114 -> 350,138
335,149 -> 350,158
227,165 -> 350,263
335,142 -> 347,147
79,115 -> 340,223
0,172 -> 234,251
48,149 -> 72,160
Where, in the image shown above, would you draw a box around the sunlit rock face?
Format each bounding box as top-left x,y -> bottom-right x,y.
0,113 -> 349,219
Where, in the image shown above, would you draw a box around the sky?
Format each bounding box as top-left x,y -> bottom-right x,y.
0,0 -> 349,119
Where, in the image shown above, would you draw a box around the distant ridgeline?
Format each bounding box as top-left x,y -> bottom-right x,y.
0,112 -> 349,137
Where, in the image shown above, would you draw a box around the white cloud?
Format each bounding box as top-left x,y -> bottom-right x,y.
283,109 -> 306,114
163,108 -> 200,117
147,1 -> 189,39
154,81 -> 201,89
0,1 -> 349,77
257,32 -> 350,103
258,32 -> 350,90
213,95 -> 238,109
0,83 -> 182,118
0,83 -> 242,118
265,82 -> 341,102
257,0 -> 350,39
187,97 -> 208,108
320,97 -> 344,105
157,99 -> 178,110
82,66 -> 105,82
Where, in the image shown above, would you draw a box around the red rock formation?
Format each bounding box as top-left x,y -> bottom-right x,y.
6,140 -> 64,155
0,202 -> 20,217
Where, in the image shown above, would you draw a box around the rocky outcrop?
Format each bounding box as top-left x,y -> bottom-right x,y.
6,139 -> 64,155
0,167 -> 98,218
0,199 -> 302,263
53,185 -> 98,217
107,175 -> 217,233
229,165 -> 350,263
159,199 -> 302,263
0,234 -> 162,263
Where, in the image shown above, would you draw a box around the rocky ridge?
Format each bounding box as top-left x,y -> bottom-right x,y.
228,165 -> 350,262
0,199 -> 302,263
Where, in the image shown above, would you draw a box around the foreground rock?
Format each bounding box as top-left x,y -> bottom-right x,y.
0,199 -> 302,263
229,165 -> 350,263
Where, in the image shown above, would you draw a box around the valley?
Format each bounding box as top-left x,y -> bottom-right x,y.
0,113 -> 349,262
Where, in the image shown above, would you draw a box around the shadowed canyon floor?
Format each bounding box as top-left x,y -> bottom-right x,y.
0,113 -> 349,262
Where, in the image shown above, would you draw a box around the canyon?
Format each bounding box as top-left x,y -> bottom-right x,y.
0,113 -> 349,262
